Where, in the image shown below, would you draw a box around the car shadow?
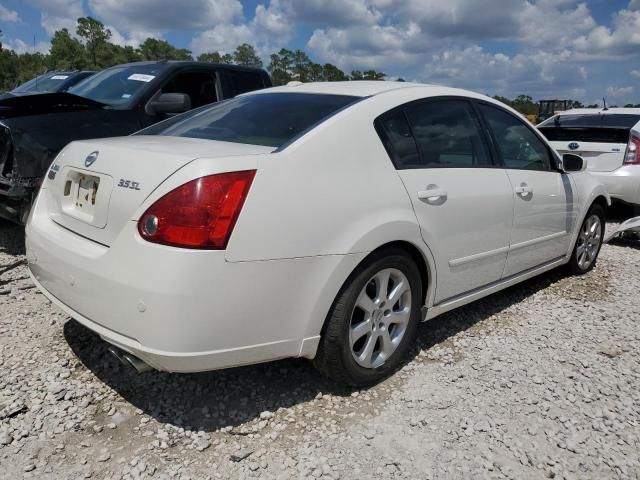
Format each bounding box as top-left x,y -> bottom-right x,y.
0,220 -> 25,256
63,265 -> 567,433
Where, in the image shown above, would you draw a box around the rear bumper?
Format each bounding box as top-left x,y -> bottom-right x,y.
25,192 -> 352,373
590,166 -> 640,205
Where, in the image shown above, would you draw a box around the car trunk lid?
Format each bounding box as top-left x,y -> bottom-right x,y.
43,135 -> 272,246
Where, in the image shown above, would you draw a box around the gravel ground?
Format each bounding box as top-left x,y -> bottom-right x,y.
1,216 -> 639,480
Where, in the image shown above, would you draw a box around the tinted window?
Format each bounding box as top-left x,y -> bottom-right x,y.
69,64 -> 168,106
161,70 -> 218,108
154,93 -> 359,147
404,100 -> 490,168
539,113 -> 640,129
223,70 -> 266,97
479,104 -> 551,171
376,111 -> 420,168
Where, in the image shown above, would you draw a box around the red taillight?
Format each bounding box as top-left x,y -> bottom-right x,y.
138,170 -> 256,249
623,134 -> 640,165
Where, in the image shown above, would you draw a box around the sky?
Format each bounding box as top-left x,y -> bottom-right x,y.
0,0 -> 639,105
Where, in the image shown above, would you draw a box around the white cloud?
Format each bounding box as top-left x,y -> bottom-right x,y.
25,0 -> 84,35
88,0 -> 242,33
189,2 -> 292,57
0,5 -> 20,22
274,0 -> 382,26
572,4 -> 640,57
4,38 -> 50,54
605,86 -> 634,97
423,46 -> 589,99
632,69 -> 640,79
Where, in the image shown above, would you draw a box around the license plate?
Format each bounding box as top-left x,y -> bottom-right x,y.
66,173 -> 100,216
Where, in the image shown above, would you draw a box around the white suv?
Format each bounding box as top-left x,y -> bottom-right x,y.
539,108 -> 640,207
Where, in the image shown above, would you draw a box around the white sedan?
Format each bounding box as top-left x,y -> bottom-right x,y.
26,82 -> 610,386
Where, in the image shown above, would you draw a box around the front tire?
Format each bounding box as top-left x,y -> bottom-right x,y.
568,204 -> 605,275
313,248 -> 422,387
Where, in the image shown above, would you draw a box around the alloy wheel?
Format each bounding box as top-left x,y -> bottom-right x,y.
349,268 -> 412,369
576,214 -> 602,270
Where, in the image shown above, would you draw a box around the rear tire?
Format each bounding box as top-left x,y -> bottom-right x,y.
313,248 -> 422,387
567,204 -> 605,275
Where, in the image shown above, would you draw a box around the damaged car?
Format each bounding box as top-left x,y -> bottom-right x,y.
0,60 -> 271,223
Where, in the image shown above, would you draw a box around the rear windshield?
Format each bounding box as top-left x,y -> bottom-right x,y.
151,92 -> 360,148
538,113 -> 640,144
539,114 -> 640,129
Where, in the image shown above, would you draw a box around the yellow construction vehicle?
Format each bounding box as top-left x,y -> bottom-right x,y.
535,99 -> 571,124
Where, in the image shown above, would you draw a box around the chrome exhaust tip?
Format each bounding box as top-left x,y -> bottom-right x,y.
108,346 -> 154,373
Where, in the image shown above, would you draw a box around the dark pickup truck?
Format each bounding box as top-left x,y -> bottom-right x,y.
0,60 -> 272,223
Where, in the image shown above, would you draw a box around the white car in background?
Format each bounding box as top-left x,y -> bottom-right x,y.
26,82 -> 609,386
538,108 -> 640,208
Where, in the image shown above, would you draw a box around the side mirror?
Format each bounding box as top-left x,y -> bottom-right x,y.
562,153 -> 585,172
147,93 -> 191,115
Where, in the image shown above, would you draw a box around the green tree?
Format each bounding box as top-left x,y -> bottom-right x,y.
138,38 -> 192,61
197,51 -> 233,64
48,28 -> 88,70
233,43 -> 262,67
321,63 -> 348,81
76,17 -> 113,68
362,70 -> 386,80
267,48 -> 294,85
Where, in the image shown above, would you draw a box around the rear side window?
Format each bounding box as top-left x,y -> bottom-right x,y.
376,112 -> 420,167
222,70 -> 266,97
154,92 -> 359,148
405,100 -> 491,168
376,99 -> 491,169
479,104 -> 551,171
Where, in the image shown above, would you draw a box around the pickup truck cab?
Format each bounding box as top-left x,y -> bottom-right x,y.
0,60 -> 271,223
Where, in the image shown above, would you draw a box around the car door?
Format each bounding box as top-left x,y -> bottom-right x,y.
476,102 -> 575,277
376,98 -> 514,303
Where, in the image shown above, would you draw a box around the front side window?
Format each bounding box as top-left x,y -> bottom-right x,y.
151,92 -> 359,148
160,70 -> 218,108
479,104 -> 552,171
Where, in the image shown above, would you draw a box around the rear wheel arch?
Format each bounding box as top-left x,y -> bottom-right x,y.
314,241 -> 428,386
319,240 -> 432,340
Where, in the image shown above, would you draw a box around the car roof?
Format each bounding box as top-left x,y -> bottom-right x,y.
557,107 -> 640,116
243,80 -> 496,99
111,60 -> 267,73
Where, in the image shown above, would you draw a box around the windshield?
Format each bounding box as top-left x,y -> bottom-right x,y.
69,64 -> 166,106
13,73 -> 72,93
150,92 -> 360,147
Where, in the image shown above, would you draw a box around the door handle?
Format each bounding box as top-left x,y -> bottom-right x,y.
418,186 -> 448,204
514,183 -> 533,197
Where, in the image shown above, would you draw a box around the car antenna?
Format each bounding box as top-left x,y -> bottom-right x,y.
602,97 -> 609,111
